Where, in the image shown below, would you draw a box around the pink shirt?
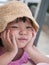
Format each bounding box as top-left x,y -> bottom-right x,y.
0,50 -> 29,65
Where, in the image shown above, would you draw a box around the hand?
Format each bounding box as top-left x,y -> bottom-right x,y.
32,45 -> 41,53
24,31 -> 37,52
1,29 -> 18,53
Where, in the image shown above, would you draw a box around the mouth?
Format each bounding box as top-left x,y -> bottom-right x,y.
18,38 -> 27,42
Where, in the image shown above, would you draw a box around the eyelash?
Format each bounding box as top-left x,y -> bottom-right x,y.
11,26 -> 32,29
11,26 -> 18,28
26,27 -> 32,29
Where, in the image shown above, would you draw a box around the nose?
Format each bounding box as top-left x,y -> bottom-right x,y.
19,29 -> 27,35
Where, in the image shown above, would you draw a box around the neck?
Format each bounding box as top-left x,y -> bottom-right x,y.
12,48 -> 24,61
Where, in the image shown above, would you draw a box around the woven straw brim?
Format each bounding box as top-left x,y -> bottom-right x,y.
0,1 -> 39,33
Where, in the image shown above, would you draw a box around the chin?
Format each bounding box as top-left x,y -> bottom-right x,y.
17,40 -> 29,48
18,43 -> 27,48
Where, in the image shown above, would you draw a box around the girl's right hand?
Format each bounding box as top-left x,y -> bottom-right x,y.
1,29 -> 18,54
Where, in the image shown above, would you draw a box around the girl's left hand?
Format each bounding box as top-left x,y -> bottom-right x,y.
24,31 -> 37,52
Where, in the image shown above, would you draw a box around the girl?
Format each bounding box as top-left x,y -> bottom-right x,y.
0,1 -> 49,65
0,1 -> 39,65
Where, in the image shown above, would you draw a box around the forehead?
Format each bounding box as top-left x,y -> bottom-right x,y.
7,17 -> 33,26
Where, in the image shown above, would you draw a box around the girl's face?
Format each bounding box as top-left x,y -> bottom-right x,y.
2,18 -> 36,48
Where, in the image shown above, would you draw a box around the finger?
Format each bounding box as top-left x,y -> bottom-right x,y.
8,30 -> 18,50
11,32 -> 18,49
6,29 -> 13,48
6,29 -> 15,51
6,30 -> 12,44
31,32 -> 37,44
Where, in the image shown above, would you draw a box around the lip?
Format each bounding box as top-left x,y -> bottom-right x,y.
18,37 -> 27,40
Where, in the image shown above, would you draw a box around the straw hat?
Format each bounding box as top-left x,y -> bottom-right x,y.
0,1 -> 39,33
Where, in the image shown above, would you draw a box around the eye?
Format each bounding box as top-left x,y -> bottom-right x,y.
10,26 -> 19,28
26,26 -> 32,29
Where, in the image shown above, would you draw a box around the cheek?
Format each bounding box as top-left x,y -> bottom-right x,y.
10,29 -> 19,37
32,32 -> 35,37
27,30 -> 34,36
28,32 -> 33,40
32,31 -> 37,40
28,30 -> 36,40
